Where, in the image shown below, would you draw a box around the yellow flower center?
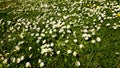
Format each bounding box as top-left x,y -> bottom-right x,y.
117,13 -> 120,17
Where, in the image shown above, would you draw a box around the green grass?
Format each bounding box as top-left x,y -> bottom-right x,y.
0,0 -> 120,68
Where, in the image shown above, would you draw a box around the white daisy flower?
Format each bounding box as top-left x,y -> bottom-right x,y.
67,30 -> 71,33
3,59 -> 8,64
73,51 -> 77,57
66,25 -> 70,29
11,57 -> 15,63
106,23 -> 110,26
40,62 -> 44,67
20,56 -> 24,61
67,50 -> 72,54
96,37 -> 101,42
84,37 -> 89,40
35,33 -> 39,37
75,61 -> 80,67
91,39 -> 96,44
26,62 -> 31,67
31,33 -> 34,36
74,39 -> 78,43
29,46 -> 32,51
50,43 -> 54,47
41,33 -> 45,37
56,51 -> 60,54
17,58 -> 21,63
36,40 -> 40,43
15,46 -> 20,51
79,44 -> 84,49
38,37 -> 42,40
65,40 -> 69,43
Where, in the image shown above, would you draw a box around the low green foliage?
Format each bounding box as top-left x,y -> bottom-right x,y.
0,0 -> 120,68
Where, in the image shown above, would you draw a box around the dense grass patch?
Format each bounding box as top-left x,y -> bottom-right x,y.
0,0 -> 120,68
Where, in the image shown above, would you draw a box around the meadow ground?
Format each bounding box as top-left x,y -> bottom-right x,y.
0,0 -> 120,68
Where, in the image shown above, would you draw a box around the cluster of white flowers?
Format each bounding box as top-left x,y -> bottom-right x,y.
41,43 -> 54,56
0,0 -> 120,67
38,59 -> 44,67
82,33 -> 91,40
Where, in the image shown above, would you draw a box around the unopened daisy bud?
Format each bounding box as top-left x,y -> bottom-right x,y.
29,54 -> 33,58
38,59 -> 41,63
20,56 -> 24,61
29,46 -> 32,51
106,23 -> 110,26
